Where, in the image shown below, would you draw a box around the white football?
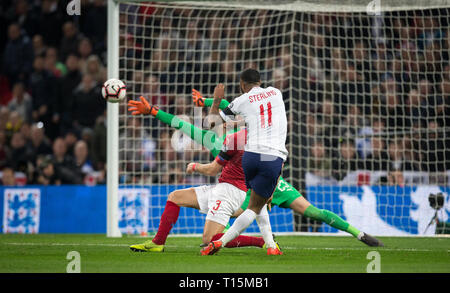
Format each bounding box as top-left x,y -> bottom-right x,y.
102,78 -> 126,103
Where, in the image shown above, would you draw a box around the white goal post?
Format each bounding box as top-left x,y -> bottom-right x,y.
107,0 -> 450,237
106,0 -> 122,237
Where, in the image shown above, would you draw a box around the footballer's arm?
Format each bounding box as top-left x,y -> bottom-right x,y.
207,83 -> 226,131
186,160 -> 223,177
210,83 -> 225,116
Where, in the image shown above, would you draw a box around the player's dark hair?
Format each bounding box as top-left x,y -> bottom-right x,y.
240,69 -> 261,84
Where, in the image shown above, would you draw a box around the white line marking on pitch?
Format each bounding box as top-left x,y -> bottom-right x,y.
1,242 -> 447,252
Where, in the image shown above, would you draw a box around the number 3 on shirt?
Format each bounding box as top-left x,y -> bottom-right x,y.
212,200 -> 222,211
259,102 -> 272,128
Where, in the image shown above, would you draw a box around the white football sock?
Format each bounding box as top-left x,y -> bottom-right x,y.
220,209 -> 257,245
256,205 -> 277,249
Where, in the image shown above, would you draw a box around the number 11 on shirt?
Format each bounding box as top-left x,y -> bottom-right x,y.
259,102 -> 272,128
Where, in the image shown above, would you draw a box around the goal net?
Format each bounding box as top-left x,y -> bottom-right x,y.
112,0 -> 450,236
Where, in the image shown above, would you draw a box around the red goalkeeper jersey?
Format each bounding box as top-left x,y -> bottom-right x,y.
214,129 -> 248,192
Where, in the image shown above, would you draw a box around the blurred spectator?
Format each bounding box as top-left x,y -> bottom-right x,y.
8,82 -> 32,123
51,137 -> 71,164
119,117 -> 155,173
143,74 -> 167,107
71,74 -> 105,129
59,21 -> 82,62
387,138 -> 418,171
404,88 -> 426,127
44,47 -> 66,77
64,130 -> 78,157
28,123 -> 52,161
81,0 -> 107,54
0,130 -> 9,169
0,107 -> 10,129
77,38 -> 94,70
365,136 -> 389,171
7,132 -> 30,173
308,139 -> 333,178
74,140 -> 94,177
419,121 -> 447,172
0,75 -> 13,106
32,34 -> 47,57
272,68 -> 289,97
37,0 -> 63,47
182,20 -> 210,61
29,55 -> 58,138
6,0 -> 39,37
156,130 -> 177,173
5,111 -> 23,140
36,155 -> 82,185
58,54 -> 82,133
2,23 -> 33,84
81,127 -> 94,149
50,137 -> 82,183
91,114 -> 106,170
386,170 -> 405,186
161,162 -> 186,184
352,40 -> 373,81
332,139 -> 364,181
1,166 -> 16,186
82,55 -> 106,84
20,122 -> 31,141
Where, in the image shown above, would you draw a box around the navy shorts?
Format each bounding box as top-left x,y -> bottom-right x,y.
241,151 -> 284,198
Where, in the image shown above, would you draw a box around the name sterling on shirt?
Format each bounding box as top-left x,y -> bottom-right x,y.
248,89 -> 277,103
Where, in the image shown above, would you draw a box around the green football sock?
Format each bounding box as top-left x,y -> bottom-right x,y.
222,223 -> 230,233
303,205 -> 360,238
155,110 -> 222,156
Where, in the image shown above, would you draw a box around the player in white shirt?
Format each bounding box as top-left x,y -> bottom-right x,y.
201,69 -> 288,255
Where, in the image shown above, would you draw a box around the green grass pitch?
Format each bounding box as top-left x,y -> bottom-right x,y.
0,234 -> 449,273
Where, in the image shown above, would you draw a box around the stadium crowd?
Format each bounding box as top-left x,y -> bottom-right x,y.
0,0 -> 107,185
0,1 -> 449,186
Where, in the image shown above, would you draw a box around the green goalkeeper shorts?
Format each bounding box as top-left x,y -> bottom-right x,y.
240,177 -> 302,210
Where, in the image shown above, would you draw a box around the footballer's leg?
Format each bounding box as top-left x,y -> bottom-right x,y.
206,190 -> 270,254
290,195 -> 384,247
202,153 -> 282,256
251,176 -> 384,247
130,188 -> 200,252
202,220 -> 226,245
201,183 -> 266,252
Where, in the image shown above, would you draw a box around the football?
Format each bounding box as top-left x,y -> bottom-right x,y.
102,78 -> 126,103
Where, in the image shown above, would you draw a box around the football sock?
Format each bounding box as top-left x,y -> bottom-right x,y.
303,205 -> 361,238
255,205 -> 277,249
222,223 -> 230,233
152,200 -> 180,245
211,233 -> 264,248
155,109 -> 222,156
219,209 -> 256,246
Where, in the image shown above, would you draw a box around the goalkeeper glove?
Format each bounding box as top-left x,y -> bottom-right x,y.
127,96 -> 159,116
192,88 -> 205,107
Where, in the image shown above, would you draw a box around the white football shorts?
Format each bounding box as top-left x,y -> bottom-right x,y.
194,182 -> 247,226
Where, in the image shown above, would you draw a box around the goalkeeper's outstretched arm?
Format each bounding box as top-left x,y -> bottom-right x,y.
127,96 -> 223,157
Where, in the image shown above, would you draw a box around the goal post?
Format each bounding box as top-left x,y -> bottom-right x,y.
108,0 -> 450,237
106,0 -> 122,238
